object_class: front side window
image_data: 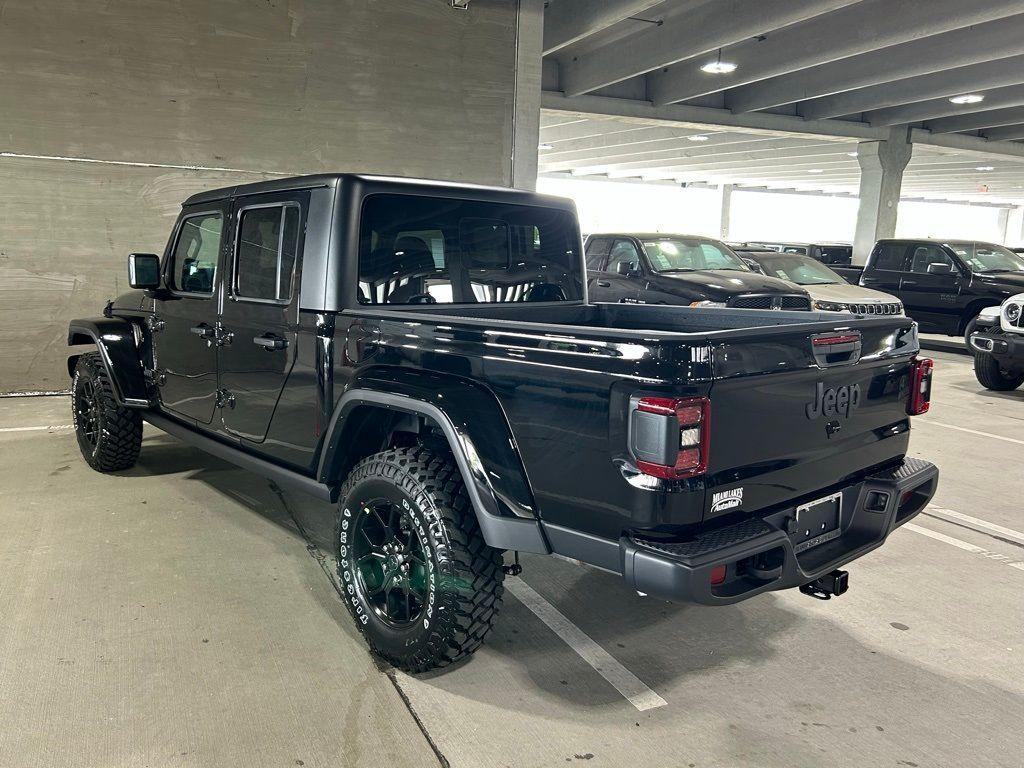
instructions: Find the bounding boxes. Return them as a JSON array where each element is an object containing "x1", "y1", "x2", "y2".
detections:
[
  {"x1": 909, "y1": 245, "x2": 953, "y2": 274},
  {"x1": 642, "y1": 238, "x2": 749, "y2": 272},
  {"x1": 235, "y1": 205, "x2": 300, "y2": 301},
  {"x1": 947, "y1": 242, "x2": 1024, "y2": 273},
  {"x1": 608, "y1": 240, "x2": 640, "y2": 274},
  {"x1": 358, "y1": 194, "x2": 582, "y2": 305},
  {"x1": 170, "y1": 212, "x2": 223, "y2": 295}
]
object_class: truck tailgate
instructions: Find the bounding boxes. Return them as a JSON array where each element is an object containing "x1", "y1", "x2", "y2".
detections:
[{"x1": 704, "y1": 321, "x2": 917, "y2": 522}]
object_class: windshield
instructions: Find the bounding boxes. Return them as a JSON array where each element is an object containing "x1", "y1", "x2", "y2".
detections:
[
  {"x1": 748, "y1": 253, "x2": 843, "y2": 285},
  {"x1": 946, "y1": 242, "x2": 1024, "y2": 273},
  {"x1": 641, "y1": 238, "x2": 749, "y2": 272}
]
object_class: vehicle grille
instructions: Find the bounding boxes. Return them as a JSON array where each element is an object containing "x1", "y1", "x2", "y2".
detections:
[
  {"x1": 728, "y1": 294, "x2": 811, "y2": 311},
  {"x1": 850, "y1": 302, "x2": 902, "y2": 315}
]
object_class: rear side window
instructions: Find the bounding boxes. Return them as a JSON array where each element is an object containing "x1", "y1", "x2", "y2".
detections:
[
  {"x1": 358, "y1": 194, "x2": 583, "y2": 305},
  {"x1": 871, "y1": 243, "x2": 907, "y2": 271},
  {"x1": 234, "y1": 204, "x2": 301, "y2": 302},
  {"x1": 585, "y1": 237, "x2": 611, "y2": 270},
  {"x1": 170, "y1": 212, "x2": 223, "y2": 295}
]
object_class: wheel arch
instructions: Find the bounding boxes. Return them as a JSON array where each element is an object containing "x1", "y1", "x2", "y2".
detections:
[
  {"x1": 959, "y1": 299, "x2": 1002, "y2": 335},
  {"x1": 318, "y1": 375, "x2": 548, "y2": 554},
  {"x1": 67, "y1": 318, "x2": 150, "y2": 407}
]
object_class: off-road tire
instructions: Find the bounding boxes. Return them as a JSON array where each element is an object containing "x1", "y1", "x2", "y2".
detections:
[
  {"x1": 973, "y1": 352, "x2": 1024, "y2": 391},
  {"x1": 335, "y1": 446, "x2": 504, "y2": 673},
  {"x1": 72, "y1": 352, "x2": 142, "y2": 471}
]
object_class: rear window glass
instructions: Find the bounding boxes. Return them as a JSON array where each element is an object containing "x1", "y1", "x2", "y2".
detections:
[
  {"x1": 358, "y1": 194, "x2": 583, "y2": 305},
  {"x1": 818, "y1": 246, "x2": 852, "y2": 264}
]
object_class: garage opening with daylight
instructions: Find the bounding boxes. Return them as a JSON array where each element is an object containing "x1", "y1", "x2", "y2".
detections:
[{"x1": 1, "y1": 2, "x2": 1022, "y2": 767}]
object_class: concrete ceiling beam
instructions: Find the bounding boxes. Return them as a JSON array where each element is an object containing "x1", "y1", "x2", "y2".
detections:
[
  {"x1": 542, "y1": 0, "x2": 663, "y2": 55},
  {"x1": 649, "y1": 0, "x2": 1024, "y2": 106}
]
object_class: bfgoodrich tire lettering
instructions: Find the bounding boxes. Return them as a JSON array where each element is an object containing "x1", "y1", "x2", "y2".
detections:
[
  {"x1": 336, "y1": 446, "x2": 504, "y2": 673},
  {"x1": 72, "y1": 352, "x2": 142, "y2": 471}
]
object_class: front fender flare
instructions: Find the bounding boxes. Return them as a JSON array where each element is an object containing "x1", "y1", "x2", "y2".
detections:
[
  {"x1": 318, "y1": 372, "x2": 548, "y2": 554},
  {"x1": 67, "y1": 318, "x2": 150, "y2": 407}
]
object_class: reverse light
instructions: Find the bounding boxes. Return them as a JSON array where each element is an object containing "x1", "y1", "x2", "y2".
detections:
[
  {"x1": 907, "y1": 357, "x2": 934, "y2": 415},
  {"x1": 630, "y1": 396, "x2": 711, "y2": 480}
]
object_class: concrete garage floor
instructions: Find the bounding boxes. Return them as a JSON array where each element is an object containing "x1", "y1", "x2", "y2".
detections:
[{"x1": 1, "y1": 349, "x2": 1022, "y2": 768}]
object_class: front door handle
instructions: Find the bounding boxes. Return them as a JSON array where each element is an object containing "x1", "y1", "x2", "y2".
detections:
[
  {"x1": 596, "y1": 280, "x2": 611, "y2": 287},
  {"x1": 901, "y1": 279, "x2": 918, "y2": 287},
  {"x1": 190, "y1": 323, "x2": 215, "y2": 339},
  {"x1": 253, "y1": 333, "x2": 288, "y2": 350}
]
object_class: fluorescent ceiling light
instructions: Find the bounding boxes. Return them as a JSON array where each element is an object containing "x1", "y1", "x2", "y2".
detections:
[
  {"x1": 807, "y1": 169, "x2": 824, "y2": 174},
  {"x1": 846, "y1": 152, "x2": 858, "y2": 157},
  {"x1": 975, "y1": 165, "x2": 995, "y2": 171},
  {"x1": 701, "y1": 60, "x2": 737, "y2": 74},
  {"x1": 538, "y1": 143, "x2": 553, "y2": 150},
  {"x1": 949, "y1": 94, "x2": 984, "y2": 105},
  {"x1": 688, "y1": 135, "x2": 710, "y2": 142}
]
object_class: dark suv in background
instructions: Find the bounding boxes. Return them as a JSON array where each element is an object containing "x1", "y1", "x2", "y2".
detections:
[
  {"x1": 859, "y1": 239, "x2": 1024, "y2": 338},
  {"x1": 584, "y1": 233, "x2": 812, "y2": 310},
  {"x1": 744, "y1": 241, "x2": 854, "y2": 266}
]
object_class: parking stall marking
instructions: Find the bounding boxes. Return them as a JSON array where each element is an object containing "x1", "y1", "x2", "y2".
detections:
[
  {"x1": 505, "y1": 578, "x2": 667, "y2": 711},
  {"x1": 919, "y1": 420, "x2": 1024, "y2": 447},
  {"x1": 904, "y1": 523, "x2": 1024, "y2": 572},
  {"x1": 924, "y1": 505, "x2": 1024, "y2": 548},
  {"x1": 0, "y1": 425, "x2": 73, "y2": 433}
]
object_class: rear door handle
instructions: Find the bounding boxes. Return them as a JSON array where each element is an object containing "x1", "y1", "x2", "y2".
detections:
[
  {"x1": 596, "y1": 280, "x2": 611, "y2": 287},
  {"x1": 190, "y1": 323, "x2": 215, "y2": 339},
  {"x1": 253, "y1": 333, "x2": 288, "y2": 350}
]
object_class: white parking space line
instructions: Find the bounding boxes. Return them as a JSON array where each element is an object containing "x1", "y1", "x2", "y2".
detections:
[
  {"x1": 0, "y1": 424, "x2": 73, "y2": 433},
  {"x1": 925, "y1": 504, "x2": 1024, "y2": 547},
  {"x1": 505, "y1": 578, "x2": 667, "y2": 711},
  {"x1": 920, "y1": 420, "x2": 1024, "y2": 447},
  {"x1": 904, "y1": 523, "x2": 1024, "y2": 572}
]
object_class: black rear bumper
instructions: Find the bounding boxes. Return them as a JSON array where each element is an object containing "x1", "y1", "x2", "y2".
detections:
[{"x1": 620, "y1": 457, "x2": 938, "y2": 605}]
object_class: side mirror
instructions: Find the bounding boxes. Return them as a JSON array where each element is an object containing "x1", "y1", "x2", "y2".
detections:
[
  {"x1": 616, "y1": 261, "x2": 638, "y2": 276},
  {"x1": 926, "y1": 262, "x2": 953, "y2": 275},
  {"x1": 128, "y1": 253, "x2": 161, "y2": 289}
]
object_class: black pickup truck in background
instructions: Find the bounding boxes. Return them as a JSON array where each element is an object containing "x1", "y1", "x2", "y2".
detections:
[
  {"x1": 67, "y1": 174, "x2": 938, "y2": 673},
  {"x1": 585, "y1": 233, "x2": 813, "y2": 309},
  {"x1": 857, "y1": 239, "x2": 1024, "y2": 339}
]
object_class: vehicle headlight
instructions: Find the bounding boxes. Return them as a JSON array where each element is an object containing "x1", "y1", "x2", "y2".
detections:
[
  {"x1": 812, "y1": 300, "x2": 851, "y2": 312},
  {"x1": 689, "y1": 300, "x2": 726, "y2": 308},
  {"x1": 1007, "y1": 303, "x2": 1022, "y2": 322}
]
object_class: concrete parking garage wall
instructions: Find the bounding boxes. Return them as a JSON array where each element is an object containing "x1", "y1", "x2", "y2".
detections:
[{"x1": 0, "y1": 0, "x2": 521, "y2": 392}]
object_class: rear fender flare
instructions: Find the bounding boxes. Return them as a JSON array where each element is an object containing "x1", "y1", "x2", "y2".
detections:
[
  {"x1": 67, "y1": 318, "x2": 150, "y2": 407},
  {"x1": 318, "y1": 374, "x2": 548, "y2": 554}
]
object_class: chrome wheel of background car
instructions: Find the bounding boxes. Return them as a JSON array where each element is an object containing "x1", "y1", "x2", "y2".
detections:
[
  {"x1": 74, "y1": 378, "x2": 100, "y2": 447},
  {"x1": 351, "y1": 498, "x2": 430, "y2": 628}
]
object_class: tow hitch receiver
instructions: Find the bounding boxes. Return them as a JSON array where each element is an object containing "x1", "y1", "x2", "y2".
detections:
[{"x1": 799, "y1": 569, "x2": 849, "y2": 600}]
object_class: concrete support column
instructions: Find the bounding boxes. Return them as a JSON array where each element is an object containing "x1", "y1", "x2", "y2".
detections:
[
  {"x1": 1002, "y1": 206, "x2": 1024, "y2": 246},
  {"x1": 511, "y1": 0, "x2": 544, "y2": 190},
  {"x1": 716, "y1": 183, "x2": 734, "y2": 240},
  {"x1": 852, "y1": 128, "x2": 912, "y2": 265}
]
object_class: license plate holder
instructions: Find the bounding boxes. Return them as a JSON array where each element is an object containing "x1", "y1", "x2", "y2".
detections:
[{"x1": 791, "y1": 492, "x2": 842, "y2": 554}]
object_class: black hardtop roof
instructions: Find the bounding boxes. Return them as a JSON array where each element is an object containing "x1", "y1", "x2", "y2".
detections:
[
  {"x1": 755, "y1": 241, "x2": 852, "y2": 247},
  {"x1": 182, "y1": 173, "x2": 576, "y2": 210}
]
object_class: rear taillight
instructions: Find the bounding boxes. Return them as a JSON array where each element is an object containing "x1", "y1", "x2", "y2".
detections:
[
  {"x1": 907, "y1": 357, "x2": 933, "y2": 415},
  {"x1": 630, "y1": 396, "x2": 710, "y2": 480}
]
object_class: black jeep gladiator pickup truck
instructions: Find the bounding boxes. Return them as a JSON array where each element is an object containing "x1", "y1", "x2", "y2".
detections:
[{"x1": 67, "y1": 174, "x2": 938, "y2": 672}]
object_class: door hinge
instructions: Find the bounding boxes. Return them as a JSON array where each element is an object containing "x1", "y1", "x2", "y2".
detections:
[
  {"x1": 215, "y1": 388, "x2": 236, "y2": 409},
  {"x1": 215, "y1": 323, "x2": 234, "y2": 347},
  {"x1": 149, "y1": 314, "x2": 165, "y2": 333}
]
